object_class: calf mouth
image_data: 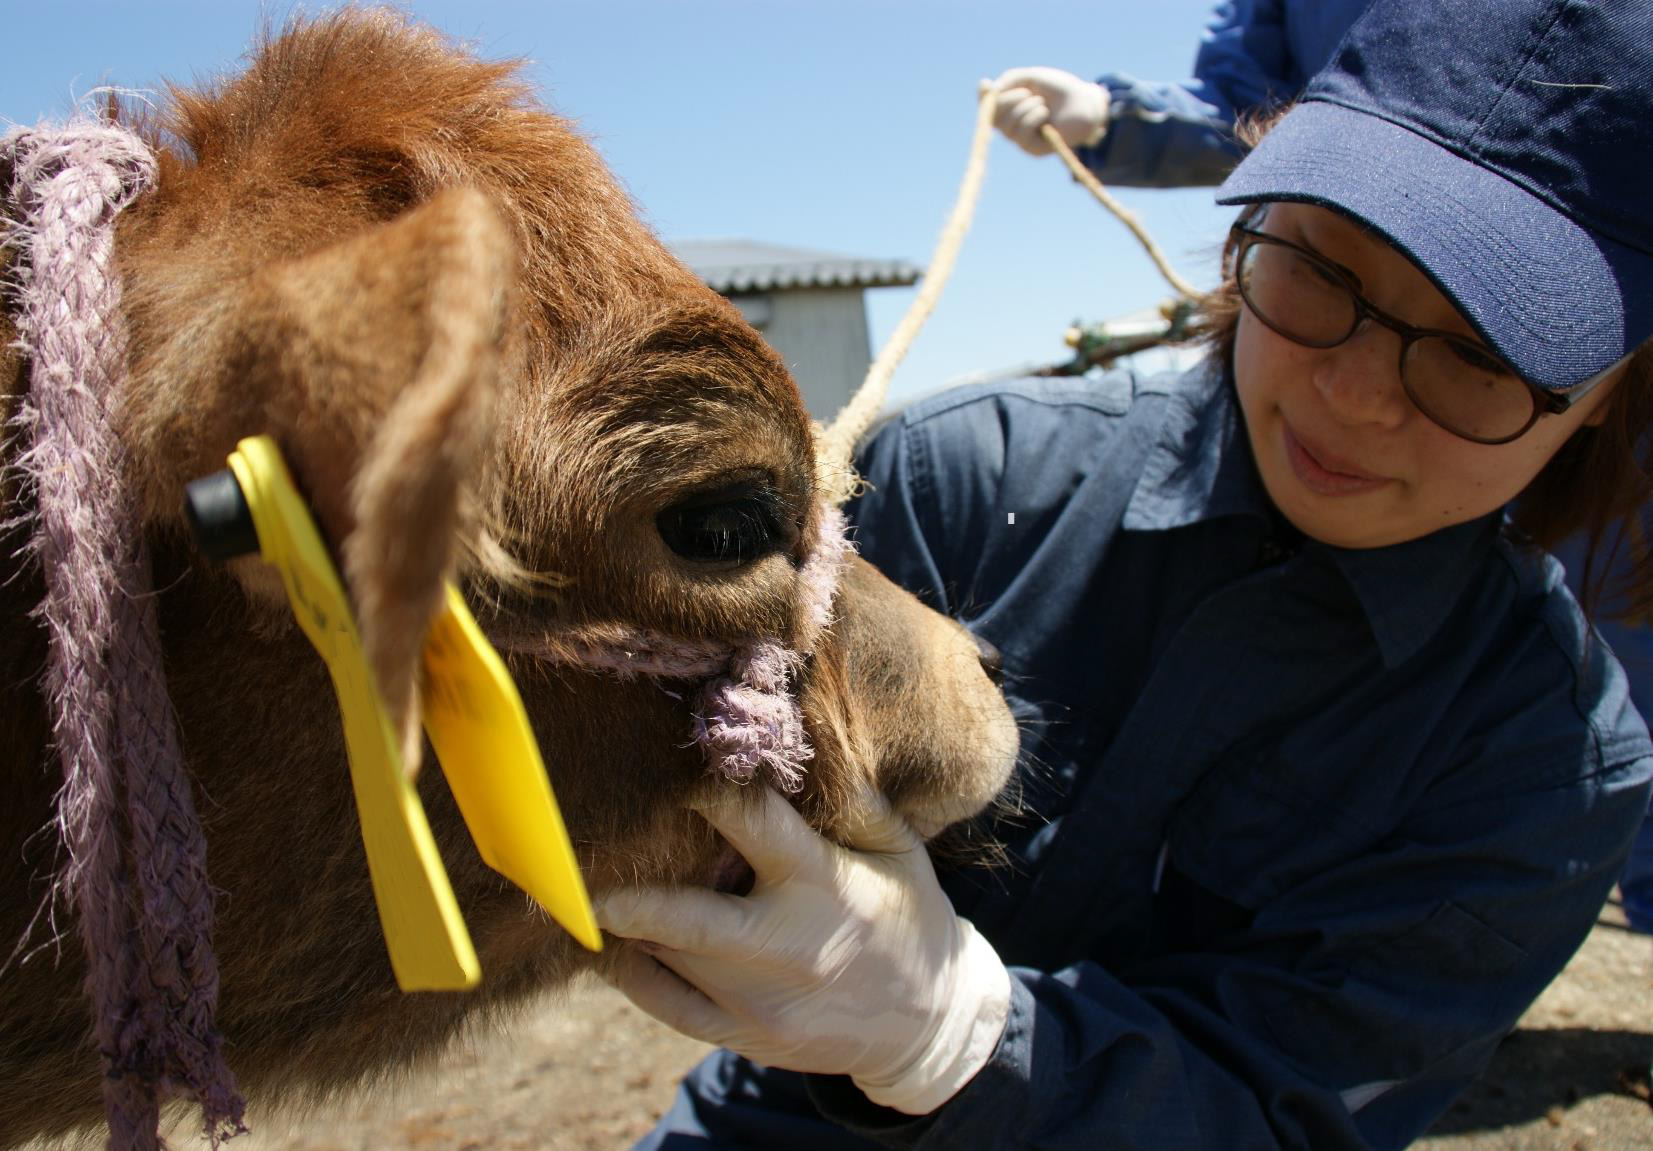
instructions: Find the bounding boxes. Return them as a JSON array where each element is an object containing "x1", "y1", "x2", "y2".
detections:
[{"x1": 709, "y1": 833, "x2": 755, "y2": 896}]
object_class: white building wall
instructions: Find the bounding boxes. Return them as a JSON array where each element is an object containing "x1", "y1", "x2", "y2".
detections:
[{"x1": 731, "y1": 288, "x2": 871, "y2": 420}]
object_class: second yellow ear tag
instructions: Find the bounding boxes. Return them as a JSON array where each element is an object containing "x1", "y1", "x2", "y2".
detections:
[
  {"x1": 422, "y1": 587, "x2": 601, "y2": 952},
  {"x1": 216, "y1": 434, "x2": 599, "y2": 994}
]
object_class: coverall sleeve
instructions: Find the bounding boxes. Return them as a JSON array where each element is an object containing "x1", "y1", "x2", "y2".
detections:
[
  {"x1": 844, "y1": 412, "x2": 956, "y2": 613},
  {"x1": 1078, "y1": 0, "x2": 1296, "y2": 187},
  {"x1": 830, "y1": 404, "x2": 1653, "y2": 1150}
]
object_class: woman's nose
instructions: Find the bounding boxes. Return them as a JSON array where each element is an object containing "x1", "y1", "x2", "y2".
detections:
[
  {"x1": 1313, "y1": 322, "x2": 1411, "y2": 427},
  {"x1": 972, "y1": 632, "x2": 1005, "y2": 686}
]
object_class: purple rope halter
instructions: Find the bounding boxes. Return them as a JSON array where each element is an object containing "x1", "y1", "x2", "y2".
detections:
[
  {"x1": 497, "y1": 504, "x2": 855, "y2": 793},
  {"x1": 3, "y1": 119, "x2": 244, "y2": 1149}
]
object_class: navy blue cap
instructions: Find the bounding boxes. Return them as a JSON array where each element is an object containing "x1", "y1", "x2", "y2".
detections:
[{"x1": 1217, "y1": 0, "x2": 1653, "y2": 391}]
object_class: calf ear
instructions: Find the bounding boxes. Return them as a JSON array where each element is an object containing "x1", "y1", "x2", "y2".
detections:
[
  {"x1": 333, "y1": 189, "x2": 510, "y2": 769},
  {"x1": 207, "y1": 187, "x2": 511, "y2": 769}
]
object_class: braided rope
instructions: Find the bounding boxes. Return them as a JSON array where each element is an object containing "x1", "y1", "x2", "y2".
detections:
[
  {"x1": 494, "y1": 625, "x2": 735, "y2": 681},
  {"x1": 3, "y1": 118, "x2": 243, "y2": 1149}
]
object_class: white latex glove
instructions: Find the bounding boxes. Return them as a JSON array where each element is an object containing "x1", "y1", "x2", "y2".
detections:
[
  {"x1": 992, "y1": 66, "x2": 1110, "y2": 156},
  {"x1": 595, "y1": 787, "x2": 1011, "y2": 1116}
]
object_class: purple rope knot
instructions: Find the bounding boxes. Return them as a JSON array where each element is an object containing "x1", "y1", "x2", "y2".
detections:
[
  {"x1": 4, "y1": 116, "x2": 244, "y2": 1149},
  {"x1": 689, "y1": 505, "x2": 854, "y2": 793},
  {"x1": 693, "y1": 642, "x2": 811, "y2": 792}
]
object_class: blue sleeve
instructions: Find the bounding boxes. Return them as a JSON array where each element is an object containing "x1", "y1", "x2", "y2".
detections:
[
  {"x1": 845, "y1": 374, "x2": 1140, "y2": 623},
  {"x1": 821, "y1": 394, "x2": 1653, "y2": 1149},
  {"x1": 1080, "y1": 0, "x2": 1296, "y2": 187},
  {"x1": 844, "y1": 412, "x2": 955, "y2": 613}
]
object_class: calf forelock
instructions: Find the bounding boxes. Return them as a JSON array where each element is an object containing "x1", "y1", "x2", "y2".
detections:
[{"x1": 0, "y1": 13, "x2": 1020, "y2": 1145}]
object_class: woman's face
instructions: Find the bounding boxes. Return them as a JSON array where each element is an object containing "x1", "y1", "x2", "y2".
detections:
[{"x1": 1234, "y1": 202, "x2": 1623, "y2": 549}]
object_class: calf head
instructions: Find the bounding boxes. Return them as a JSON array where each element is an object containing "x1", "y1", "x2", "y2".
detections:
[{"x1": 0, "y1": 10, "x2": 1018, "y2": 1143}]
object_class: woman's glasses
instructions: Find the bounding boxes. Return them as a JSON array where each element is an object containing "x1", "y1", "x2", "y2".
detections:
[{"x1": 1231, "y1": 225, "x2": 1593, "y2": 445}]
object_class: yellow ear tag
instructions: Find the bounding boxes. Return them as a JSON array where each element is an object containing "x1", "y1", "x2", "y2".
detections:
[
  {"x1": 422, "y1": 587, "x2": 602, "y2": 952},
  {"x1": 225, "y1": 436, "x2": 479, "y2": 991},
  {"x1": 221, "y1": 436, "x2": 603, "y2": 989}
]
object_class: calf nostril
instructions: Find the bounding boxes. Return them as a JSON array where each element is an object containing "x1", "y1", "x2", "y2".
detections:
[{"x1": 972, "y1": 632, "x2": 1004, "y2": 686}]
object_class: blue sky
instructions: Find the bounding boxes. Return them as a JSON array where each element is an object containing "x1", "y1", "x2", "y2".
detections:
[{"x1": 2, "y1": 0, "x2": 1232, "y2": 405}]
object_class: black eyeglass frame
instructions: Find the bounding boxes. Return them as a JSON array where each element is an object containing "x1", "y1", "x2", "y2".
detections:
[{"x1": 1229, "y1": 224, "x2": 1616, "y2": 445}]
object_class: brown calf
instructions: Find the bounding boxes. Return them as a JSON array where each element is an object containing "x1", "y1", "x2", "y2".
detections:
[{"x1": 0, "y1": 10, "x2": 1017, "y2": 1144}]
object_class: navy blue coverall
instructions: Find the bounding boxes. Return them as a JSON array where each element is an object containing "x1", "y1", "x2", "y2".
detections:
[{"x1": 637, "y1": 364, "x2": 1653, "y2": 1149}]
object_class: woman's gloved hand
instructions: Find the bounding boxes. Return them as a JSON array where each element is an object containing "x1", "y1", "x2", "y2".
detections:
[
  {"x1": 992, "y1": 66, "x2": 1110, "y2": 155},
  {"x1": 595, "y1": 786, "x2": 1011, "y2": 1116}
]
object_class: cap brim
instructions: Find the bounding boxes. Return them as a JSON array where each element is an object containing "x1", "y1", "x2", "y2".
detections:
[{"x1": 1217, "y1": 101, "x2": 1650, "y2": 391}]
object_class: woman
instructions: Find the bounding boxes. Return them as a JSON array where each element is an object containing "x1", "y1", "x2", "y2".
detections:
[
  {"x1": 596, "y1": 0, "x2": 1653, "y2": 1146},
  {"x1": 996, "y1": 0, "x2": 1653, "y2": 1000}
]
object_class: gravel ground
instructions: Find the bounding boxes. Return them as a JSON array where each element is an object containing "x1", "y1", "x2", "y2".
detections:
[{"x1": 68, "y1": 897, "x2": 1653, "y2": 1150}]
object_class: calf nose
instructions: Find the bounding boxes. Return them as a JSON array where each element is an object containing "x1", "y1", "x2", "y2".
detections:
[{"x1": 972, "y1": 632, "x2": 1004, "y2": 686}]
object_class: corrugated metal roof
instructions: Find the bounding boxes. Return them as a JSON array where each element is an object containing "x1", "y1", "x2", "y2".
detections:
[{"x1": 670, "y1": 239, "x2": 922, "y2": 293}]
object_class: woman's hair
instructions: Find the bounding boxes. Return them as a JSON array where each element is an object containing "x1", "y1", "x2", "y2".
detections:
[{"x1": 1193, "y1": 107, "x2": 1653, "y2": 621}]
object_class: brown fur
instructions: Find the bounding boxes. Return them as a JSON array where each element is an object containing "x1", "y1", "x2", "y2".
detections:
[{"x1": 0, "y1": 10, "x2": 1017, "y2": 1143}]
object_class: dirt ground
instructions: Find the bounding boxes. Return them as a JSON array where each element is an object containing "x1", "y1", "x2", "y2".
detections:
[{"x1": 114, "y1": 896, "x2": 1653, "y2": 1149}]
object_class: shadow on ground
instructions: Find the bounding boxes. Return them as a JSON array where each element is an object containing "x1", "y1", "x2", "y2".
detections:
[{"x1": 1426, "y1": 1027, "x2": 1651, "y2": 1135}]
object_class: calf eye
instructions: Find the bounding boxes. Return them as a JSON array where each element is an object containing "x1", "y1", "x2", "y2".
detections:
[{"x1": 657, "y1": 485, "x2": 785, "y2": 565}]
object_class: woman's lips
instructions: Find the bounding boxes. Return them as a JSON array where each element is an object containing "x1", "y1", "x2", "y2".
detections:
[{"x1": 1281, "y1": 423, "x2": 1392, "y2": 496}]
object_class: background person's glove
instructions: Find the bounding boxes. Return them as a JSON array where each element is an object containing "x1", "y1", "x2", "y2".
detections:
[
  {"x1": 992, "y1": 66, "x2": 1110, "y2": 156},
  {"x1": 595, "y1": 786, "x2": 1012, "y2": 1116}
]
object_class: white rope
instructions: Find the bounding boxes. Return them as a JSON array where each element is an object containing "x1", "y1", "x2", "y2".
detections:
[
  {"x1": 815, "y1": 83, "x2": 1202, "y2": 505},
  {"x1": 815, "y1": 83, "x2": 999, "y2": 505},
  {"x1": 1038, "y1": 123, "x2": 1202, "y2": 300}
]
